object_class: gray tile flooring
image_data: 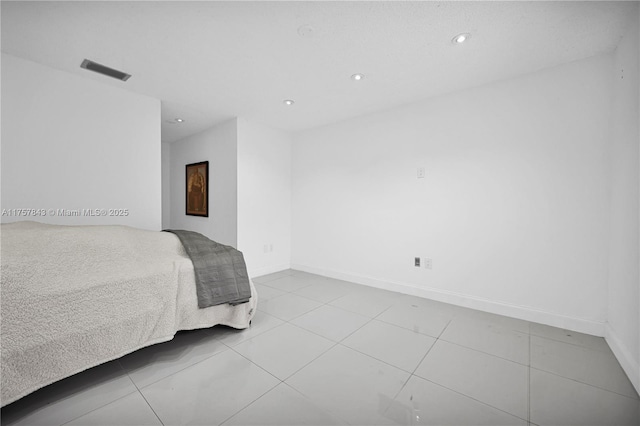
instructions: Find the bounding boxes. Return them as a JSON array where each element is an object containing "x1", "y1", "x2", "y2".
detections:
[{"x1": 2, "y1": 269, "x2": 639, "y2": 425}]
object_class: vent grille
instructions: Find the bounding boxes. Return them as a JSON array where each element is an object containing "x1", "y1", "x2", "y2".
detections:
[{"x1": 80, "y1": 59, "x2": 131, "y2": 81}]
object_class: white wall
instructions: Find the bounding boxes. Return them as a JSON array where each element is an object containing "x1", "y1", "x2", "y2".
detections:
[
  {"x1": 292, "y1": 54, "x2": 613, "y2": 335},
  {"x1": 169, "y1": 119, "x2": 238, "y2": 247},
  {"x1": 237, "y1": 118, "x2": 292, "y2": 277},
  {"x1": 606, "y1": 6, "x2": 640, "y2": 393},
  {"x1": 161, "y1": 141, "x2": 171, "y2": 230},
  {"x1": 1, "y1": 53, "x2": 161, "y2": 230}
]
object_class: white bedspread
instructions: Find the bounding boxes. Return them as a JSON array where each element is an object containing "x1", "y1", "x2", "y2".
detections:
[{"x1": 0, "y1": 221, "x2": 257, "y2": 406}]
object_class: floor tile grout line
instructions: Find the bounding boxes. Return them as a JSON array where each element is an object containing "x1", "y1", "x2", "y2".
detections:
[
  {"x1": 75, "y1": 360, "x2": 165, "y2": 426},
  {"x1": 269, "y1": 282, "x2": 394, "y2": 325},
  {"x1": 529, "y1": 366, "x2": 640, "y2": 401},
  {"x1": 118, "y1": 360, "x2": 166, "y2": 425},
  {"x1": 321, "y1": 298, "x2": 377, "y2": 319},
  {"x1": 257, "y1": 284, "x2": 315, "y2": 299},
  {"x1": 276, "y1": 289, "x2": 457, "y2": 379},
  {"x1": 260, "y1": 271, "x2": 403, "y2": 310},
  {"x1": 256, "y1": 278, "x2": 311, "y2": 292},
  {"x1": 437, "y1": 338, "x2": 531, "y2": 368},
  {"x1": 218, "y1": 378, "x2": 347, "y2": 426},
  {"x1": 56, "y1": 360, "x2": 157, "y2": 426},
  {"x1": 387, "y1": 316, "x2": 437, "y2": 402},
  {"x1": 279, "y1": 339, "x2": 342, "y2": 383},
  {"x1": 225, "y1": 320, "x2": 291, "y2": 352},
  {"x1": 292, "y1": 293, "x2": 349, "y2": 305},
  {"x1": 57, "y1": 388, "x2": 143, "y2": 426},
  {"x1": 251, "y1": 270, "x2": 297, "y2": 284},
  {"x1": 401, "y1": 317, "x2": 529, "y2": 422},
  {"x1": 256, "y1": 303, "x2": 320, "y2": 323},
  {"x1": 259, "y1": 280, "x2": 358, "y2": 305},
  {"x1": 415, "y1": 375, "x2": 530, "y2": 423},
  {"x1": 325, "y1": 339, "x2": 422, "y2": 421},
  {"x1": 133, "y1": 386, "x2": 165, "y2": 426},
  {"x1": 373, "y1": 315, "x2": 445, "y2": 340},
  {"x1": 224, "y1": 345, "x2": 288, "y2": 407},
  {"x1": 219, "y1": 315, "x2": 287, "y2": 348},
  {"x1": 251, "y1": 275, "x2": 290, "y2": 285},
  {"x1": 240, "y1": 287, "x2": 347, "y2": 382},
  {"x1": 280, "y1": 301, "x2": 327, "y2": 322},
  {"x1": 452, "y1": 318, "x2": 531, "y2": 335},
  {"x1": 285, "y1": 318, "x2": 363, "y2": 344},
  {"x1": 423, "y1": 335, "x2": 532, "y2": 420},
  {"x1": 228, "y1": 345, "x2": 285, "y2": 385},
  {"x1": 436, "y1": 335, "x2": 530, "y2": 367},
  {"x1": 218, "y1": 376, "x2": 284, "y2": 425},
  {"x1": 433, "y1": 314, "x2": 453, "y2": 340},
  {"x1": 409, "y1": 318, "x2": 452, "y2": 377},
  {"x1": 123, "y1": 339, "x2": 233, "y2": 392},
  {"x1": 377, "y1": 373, "x2": 413, "y2": 424},
  {"x1": 334, "y1": 341, "x2": 421, "y2": 377},
  {"x1": 334, "y1": 316, "x2": 377, "y2": 344},
  {"x1": 372, "y1": 302, "x2": 395, "y2": 320},
  {"x1": 530, "y1": 332, "x2": 614, "y2": 353},
  {"x1": 277, "y1": 381, "x2": 352, "y2": 426},
  {"x1": 253, "y1": 290, "x2": 375, "y2": 345},
  {"x1": 279, "y1": 308, "x2": 380, "y2": 380},
  {"x1": 273, "y1": 287, "x2": 397, "y2": 369},
  {"x1": 217, "y1": 378, "x2": 281, "y2": 426}
]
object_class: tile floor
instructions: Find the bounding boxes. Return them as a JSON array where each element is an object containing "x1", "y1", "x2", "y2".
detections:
[{"x1": 2, "y1": 270, "x2": 639, "y2": 426}]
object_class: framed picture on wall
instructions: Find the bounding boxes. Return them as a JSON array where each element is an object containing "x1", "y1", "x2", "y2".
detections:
[{"x1": 185, "y1": 161, "x2": 209, "y2": 217}]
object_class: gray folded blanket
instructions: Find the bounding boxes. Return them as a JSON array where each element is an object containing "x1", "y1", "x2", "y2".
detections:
[{"x1": 164, "y1": 230, "x2": 252, "y2": 308}]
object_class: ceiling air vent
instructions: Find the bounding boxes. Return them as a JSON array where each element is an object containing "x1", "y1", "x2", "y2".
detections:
[{"x1": 80, "y1": 59, "x2": 131, "y2": 81}]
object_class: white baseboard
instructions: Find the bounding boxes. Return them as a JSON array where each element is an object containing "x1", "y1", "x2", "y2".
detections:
[
  {"x1": 605, "y1": 323, "x2": 640, "y2": 395},
  {"x1": 291, "y1": 263, "x2": 606, "y2": 337},
  {"x1": 248, "y1": 263, "x2": 291, "y2": 279}
]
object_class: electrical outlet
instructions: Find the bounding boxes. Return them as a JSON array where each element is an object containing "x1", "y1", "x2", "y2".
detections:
[
  {"x1": 269, "y1": 244, "x2": 274, "y2": 252},
  {"x1": 417, "y1": 167, "x2": 425, "y2": 179},
  {"x1": 424, "y1": 258, "x2": 432, "y2": 269},
  {"x1": 414, "y1": 257, "x2": 421, "y2": 267}
]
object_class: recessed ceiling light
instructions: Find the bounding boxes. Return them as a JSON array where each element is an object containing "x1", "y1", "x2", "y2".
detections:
[
  {"x1": 351, "y1": 73, "x2": 365, "y2": 81},
  {"x1": 283, "y1": 99, "x2": 295, "y2": 106},
  {"x1": 452, "y1": 33, "x2": 471, "y2": 44},
  {"x1": 175, "y1": 118, "x2": 185, "y2": 123}
]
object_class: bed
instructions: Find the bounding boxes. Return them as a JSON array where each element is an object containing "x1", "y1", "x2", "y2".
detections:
[{"x1": 0, "y1": 221, "x2": 257, "y2": 407}]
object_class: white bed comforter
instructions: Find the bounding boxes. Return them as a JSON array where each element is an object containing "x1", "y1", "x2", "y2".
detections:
[{"x1": 0, "y1": 221, "x2": 257, "y2": 406}]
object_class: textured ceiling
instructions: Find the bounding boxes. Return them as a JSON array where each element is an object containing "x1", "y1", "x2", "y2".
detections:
[{"x1": 1, "y1": 1, "x2": 636, "y2": 142}]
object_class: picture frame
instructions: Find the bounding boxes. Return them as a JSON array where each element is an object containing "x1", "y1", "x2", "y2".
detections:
[{"x1": 185, "y1": 161, "x2": 209, "y2": 217}]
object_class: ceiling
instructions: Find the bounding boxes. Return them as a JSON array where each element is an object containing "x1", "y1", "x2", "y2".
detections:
[{"x1": 1, "y1": 1, "x2": 635, "y2": 142}]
